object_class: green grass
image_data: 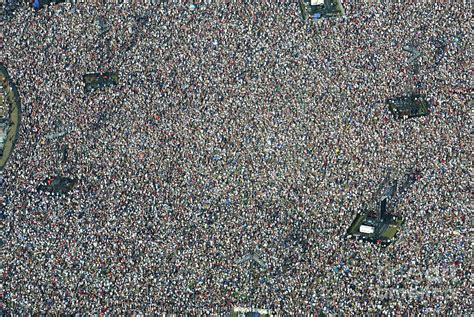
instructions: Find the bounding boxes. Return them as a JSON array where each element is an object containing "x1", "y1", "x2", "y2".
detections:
[
  {"x1": 299, "y1": 0, "x2": 310, "y2": 20},
  {"x1": 381, "y1": 225, "x2": 398, "y2": 239},
  {"x1": 333, "y1": 0, "x2": 345, "y2": 16},
  {"x1": 346, "y1": 213, "x2": 366, "y2": 236},
  {"x1": 380, "y1": 219, "x2": 404, "y2": 239}
]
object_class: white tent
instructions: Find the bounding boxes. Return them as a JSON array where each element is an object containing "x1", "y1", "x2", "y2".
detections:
[
  {"x1": 311, "y1": 0, "x2": 324, "y2": 6},
  {"x1": 360, "y1": 225, "x2": 375, "y2": 234}
]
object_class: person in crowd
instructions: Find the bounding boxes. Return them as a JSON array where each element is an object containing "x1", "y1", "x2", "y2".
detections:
[{"x1": 1, "y1": 1, "x2": 471, "y2": 315}]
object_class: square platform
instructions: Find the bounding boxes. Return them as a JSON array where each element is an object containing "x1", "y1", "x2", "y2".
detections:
[
  {"x1": 83, "y1": 72, "x2": 119, "y2": 93},
  {"x1": 346, "y1": 212, "x2": 404, "y2": 247},
  {"x1": 387, "y1": 94, "x2": 430, "y2": 119},
  {"x1": 299, "y1": 0, "x2": 345, "y2": 20}
]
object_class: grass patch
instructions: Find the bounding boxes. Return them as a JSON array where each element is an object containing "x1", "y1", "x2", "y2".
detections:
[
  {"x1": 346, "y1": 213, "x2": 366, "y2": 236},
  {"x1": 333, "y1": 0, "x2": 345, "y2": 16},
  {"x1": 299, "y1": 0, "x2": 310, "y2": 20},
  {"x1": 380, "y1": 219, "x2": 404, "y2": 239}
]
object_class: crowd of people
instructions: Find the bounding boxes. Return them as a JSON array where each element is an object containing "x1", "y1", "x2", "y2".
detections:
[{"x1": 1, "y1": 1, "x2": 471, "y2": 315}]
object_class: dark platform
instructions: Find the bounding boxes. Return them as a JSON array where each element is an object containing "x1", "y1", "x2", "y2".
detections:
[
  {"x1": 387, "y1": 94, "x2": 430, "y2": 119},
  {"x1": 37, "y1": 176, "x2": 76, "y2": 194},
  {"x1": 83, "y1": 72, "x2": 119, "y2": 93},
  {"x1": 346, "y1": 212, "x2": 404, "y2": 247},
  {"x1": 299, "y1": 0, "x2": 345, "y2": 20}
]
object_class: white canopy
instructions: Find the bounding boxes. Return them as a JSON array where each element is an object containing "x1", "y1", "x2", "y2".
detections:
[
  {"x1": 311, "y1": 0, "x2": 324, "y2": 5},
  {"x1": 360, "y1": 225, "x2": 375, "y2": 234}
]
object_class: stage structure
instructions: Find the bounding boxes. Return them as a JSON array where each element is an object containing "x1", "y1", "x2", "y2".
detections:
[
  {"x1": 37, "y1": 176, "x2": 76, "y2": 194},
  {"x1": 387, "y1": 94, "x2": 429, "y2": 119},
  {"x1": 386, "y1": 40, "x2": 430, "y2": 119},
  {"x1": 346, "y1": 171, "x2": 408, "y2": 247},
  {"x1": 83, "y1": 72, "x2": 119, "y2": 93},
  {"x1": 299, "y1": 0, "x2": 345, "y2": 21}
]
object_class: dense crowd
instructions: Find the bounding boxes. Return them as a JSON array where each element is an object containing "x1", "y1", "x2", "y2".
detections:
[{"x1": 1, "y1": 1, "x2": 471, "y2": 315}]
